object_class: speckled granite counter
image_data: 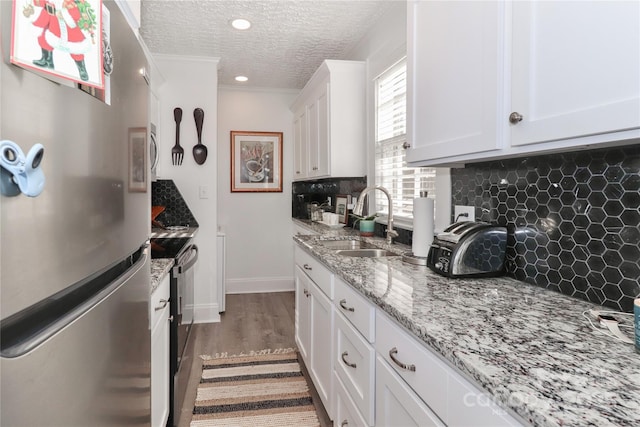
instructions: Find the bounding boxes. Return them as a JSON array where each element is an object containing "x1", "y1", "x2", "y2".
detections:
[
  {"x1": 150, "y1": 226, "x2": 199, "y2": 239},
  {"x1": 150, "y1": 259, "x2": 173, "y2": 294},
  {"x1": 292, "y1": 220, "x2": 640, "y2": 427}
]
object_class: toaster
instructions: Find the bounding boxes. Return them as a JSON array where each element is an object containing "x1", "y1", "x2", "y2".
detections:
[{"x1": 427, "y1": 221, "x2": 507, "y2": 278}]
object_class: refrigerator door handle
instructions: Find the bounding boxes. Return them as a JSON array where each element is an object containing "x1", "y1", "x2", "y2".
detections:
[{"x1": 1, "y1": 246, "x2": 149, "y2": 358}]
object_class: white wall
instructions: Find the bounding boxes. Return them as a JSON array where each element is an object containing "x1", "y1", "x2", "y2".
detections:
[
  {"x1": 154, "y1": 54, "x2": 220, "y2": 323},
  {"x1": 346, "y1": 2, "x2": 452, "y2": 232},
  {"x1": 217, "y1": 87, "x2": 298, "y2": 294}
]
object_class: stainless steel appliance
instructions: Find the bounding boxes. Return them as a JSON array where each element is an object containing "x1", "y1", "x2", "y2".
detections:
[
  {"x1": 150, "y1": 237, "x2": 197, "y2": 426},
  {"x1": 427, "y1": 222, "x2": 507, "y2": 278},
  {"x1": 0, "y1": 2, "x2": 151, "y2": 426}
]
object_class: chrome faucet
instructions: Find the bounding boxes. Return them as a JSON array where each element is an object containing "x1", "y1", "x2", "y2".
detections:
[{"x1": 354, "y1": 186, "x2": 399, "y2": 245}]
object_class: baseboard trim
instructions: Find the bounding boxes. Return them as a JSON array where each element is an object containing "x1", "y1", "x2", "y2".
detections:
[
  {"x1": 226, "y1": 276, "x2": 294, "y2": 294},
  {"x1": 194, "y1": 303, "x2": 221, "y2": 324}
]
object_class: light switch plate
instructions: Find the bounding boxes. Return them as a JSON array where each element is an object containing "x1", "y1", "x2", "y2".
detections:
[
  {"x1": 454, "y1": 205, "x2": 475, "y2": 222},
  {"x1": 199, "y1": 185, "x2": 209, "y2": 199}
]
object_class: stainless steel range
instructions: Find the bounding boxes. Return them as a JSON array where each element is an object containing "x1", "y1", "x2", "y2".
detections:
[{"x1": 151, "y1": 237, "x2": 197, "y2": 427}]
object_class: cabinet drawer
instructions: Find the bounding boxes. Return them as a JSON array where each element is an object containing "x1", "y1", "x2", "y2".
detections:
[
  {"x1": 375, "y1": 310, "x2": 448, "y2": 419},
  {"x1": 150, "y1": 274, "x2": 170, "y2": 330},
  {"x1": 447, "y1": 368, "x2": 522, "y2": 427},
  {"x1": 334, "y1": 277, "x2": 375, "y2": 342},
  {"x1": 334, "y1": 372, "x2": 370, "y2": 427},
  {"x1": 295, "y1": 245, "x2": 333, "y2": 298},
  {"x1": 375, "y1": 356, "x2": 444, "y2": 427},
  {"x1": 376, "y1": 310, "x2": 523, "y2": 427},
  {"x1": 335, "y1": 312, "x2": 375, "y2": 424}
]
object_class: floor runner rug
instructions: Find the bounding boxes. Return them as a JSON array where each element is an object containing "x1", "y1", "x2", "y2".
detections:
[{"x1": 191, "y1": 350, "x2": 320, "y2": 426}]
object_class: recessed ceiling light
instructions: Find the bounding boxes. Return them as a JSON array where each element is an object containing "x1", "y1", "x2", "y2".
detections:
[
  {"x1": 235, "y1": 76, "x2": 248, "y2": 82},
  {"x1": 231, "y1": 18, "x2": 251, "y2": 30}
]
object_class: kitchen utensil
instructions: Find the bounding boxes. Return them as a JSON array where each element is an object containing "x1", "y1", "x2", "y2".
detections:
[
  {"x1": 172, "y1": 108, "x2": 184, "y2": 165},
  {"x1": 192, "y1": 108, "x2": 208, "y2": 165},
  {"x1": 151, "y1": 205, "x2": 166, "y2": 220}
]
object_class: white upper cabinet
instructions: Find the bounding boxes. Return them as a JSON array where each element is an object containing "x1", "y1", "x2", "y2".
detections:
[
  {"x1": 293, "y1": 110, "x2": 308, "y2": 178},
  {"x1": 291, "y1": 60, "x2": 366, "y2": 181},
  {"x1": 510, "y1": 0, "x2": 640, "y2": 147},
  {"x1": 407, "y1": 0, "x2": 640, "y2": 167},
  {"x1": 406, "y1": 0, "x2": 506, "y2": 163}
]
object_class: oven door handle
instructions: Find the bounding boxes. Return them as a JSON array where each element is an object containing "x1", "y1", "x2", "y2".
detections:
[{"x1": 175, "y1": 244, "x2": 198, "y2": 274}]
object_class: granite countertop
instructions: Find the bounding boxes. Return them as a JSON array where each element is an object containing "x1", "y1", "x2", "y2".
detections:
[
  {"x1": 292, "y1": 219, "x2": 640, "y2": 427},
  {"x1": 149, "y1": 227, "x2": 198, "y2": 294},
  {"x1": 150, "y1": 226, "x2": 199, "y2": 239},
  {"x1": 150, "y1": 259, "x2": 174, "y2": 294}
]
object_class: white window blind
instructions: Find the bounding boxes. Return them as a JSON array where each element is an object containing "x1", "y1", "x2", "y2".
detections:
[{"x1": 375, "y1": 60, "x2": 436, "y2": 222}]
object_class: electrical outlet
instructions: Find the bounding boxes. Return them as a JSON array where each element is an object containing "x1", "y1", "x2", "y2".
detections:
[
  {"x1": 454, "y1": 205, "x2": 475, "y2": 222},
  {"x1": 199, "y1": 185, "x2": 209, "y2": 199}
]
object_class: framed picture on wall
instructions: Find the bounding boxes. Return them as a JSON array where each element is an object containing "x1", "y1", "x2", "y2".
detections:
[
  {"x1": 335, "y1": 194, "x2": 350, "y2": 224},
  {"x1": 230, "y1": 131, "x2": 283, "y2": 192},
  {"x1": 128, "y1": 127, "x2": 147, "y2": 192}
]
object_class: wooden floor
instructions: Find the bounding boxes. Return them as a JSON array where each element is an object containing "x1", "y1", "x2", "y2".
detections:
[{"x1": 176, "y1": 292, "x2": 330, "y2": 427}]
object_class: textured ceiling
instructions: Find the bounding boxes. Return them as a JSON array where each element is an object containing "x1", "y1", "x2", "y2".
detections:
[{"x1": 140, "y1": 0, "x2": 400, "y2": 89}]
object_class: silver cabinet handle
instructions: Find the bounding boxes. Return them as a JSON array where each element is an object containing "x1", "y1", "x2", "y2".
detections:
[
  {"x1": 389, "y1": 347, "x2": 415, "y2": 372},
  {"x1": 341, "y1": 351, "x2": 357, "y2": 368},
  {"x1": 341, "y1": 421, "x2": 349, "y2": 427},
  {"x1": 339, "y1": 299, "x2": 354, "y2": 312},
  {"x1": 155, "y1": 299, "x2": 169, "y2": 311},
  {"x1": 303, "y1": 263, "x2": 312, "y2": 271},
  {"x1": 402, "y1": 141, "x2": 411, "y2": 149},
  {"x1": 168, "y1": 315, "x2": 174, "y2": 322},
  {"x1": 509, "y1": 112, "x2": 523, "y2": 124}
]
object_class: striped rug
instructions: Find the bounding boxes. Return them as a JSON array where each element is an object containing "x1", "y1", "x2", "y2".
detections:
[{"x1": 191, "y1": 350, "x2": 320, "y2": 426}]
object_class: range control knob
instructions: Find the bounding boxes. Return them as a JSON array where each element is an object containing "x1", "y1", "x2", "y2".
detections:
[{"x1": 435, "y1": 262, "x2": 443, "y2": 270}]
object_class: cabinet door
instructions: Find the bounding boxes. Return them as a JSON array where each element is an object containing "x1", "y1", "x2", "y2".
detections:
[
  {"x1": 293, "y1": 110, "x2": 308, "y2": 179},
  {"x1": 510, "y1": 1, "x2": 640, "y2": 146},
  {"x1": 295, "y1": 266, "x2": 311, "y2": 363},
  {"x1": 406, "y1": 0, "x2": 506, "y2": 163},
  {"x1": 150, "y1": 275, "x2": 170, "y2": 427},
  {"x1": 334, "y1": 312, "x2": 375, "y2": 424},
  {"x1": 308, "y1": 97, "x2": 321, "y2": 176},
  {"x1": 309, "y1": 281, "x2": 334, "y2": 418},
  {"x1": 307, "y1": 84, "x2": 330, "y2": 178},
  {"x1": 375, "y1": 356, "x2": 445, "y2": 427},
  {"x1": 315, "y1": 84, "x2": 330, "y2": 177}
]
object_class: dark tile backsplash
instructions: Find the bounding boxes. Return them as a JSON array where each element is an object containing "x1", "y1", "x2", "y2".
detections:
[
  {"x1": 151, "y1": 179, "x2": 199, "y2": 227},
  {"x1": 292, "y1": 176, "x2": 413, "y2": 245},
  {"x1": 452, "y1": 145, "x2": 640, "y2": 312},
  {"x1": 292, "y1": 176, "x2": 368, "y2": 221}
]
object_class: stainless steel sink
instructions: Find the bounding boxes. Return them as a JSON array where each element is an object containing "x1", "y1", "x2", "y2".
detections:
[
  {"x1": 317, "y1": 240, "x2": 378, "y2": 250},
  {"x1": 335, "y1": 249, "x2": 399, "y2": 258}
]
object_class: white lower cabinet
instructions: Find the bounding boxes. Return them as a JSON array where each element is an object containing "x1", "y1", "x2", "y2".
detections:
[
  {"x1": 296, "y1": 248, "x2": 525, "y2": 426},
  {"x1": 308, "y1": 280, "x2": 334, "y2": 417},
  {"x1": 150, "y1": 274, "x2": 170, "y2": 427},
  {"x1": 334, "y1": 372, "x2": 369, "y2": 427},
  {"x1": 376, "y1": 355, "x2": 445, "y2": 427},
  {"x1": 334, "y1": 312, "x2": 375, "y2": 424},
  {"x1": 294, "y1": 245, "x2": 334, "y2": 420},
  {"x1": 375, "y1": 310, "x2": 523, "y2": 427}
]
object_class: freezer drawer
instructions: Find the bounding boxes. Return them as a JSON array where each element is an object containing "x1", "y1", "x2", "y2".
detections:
[{"x1": 0, "y1": 249, "x2": 151, "y2": 426}]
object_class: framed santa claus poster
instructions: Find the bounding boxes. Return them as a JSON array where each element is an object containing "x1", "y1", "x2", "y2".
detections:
[{"x1": 10, "y1": 0, "x2": 104, "y2": 89}]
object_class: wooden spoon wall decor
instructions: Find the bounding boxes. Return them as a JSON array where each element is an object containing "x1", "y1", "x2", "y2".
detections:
[{"x1": 193, "y1": 108, "x2": 208, "y2": 165}]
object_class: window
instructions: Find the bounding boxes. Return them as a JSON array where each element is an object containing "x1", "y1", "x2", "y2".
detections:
[{"x1": 375, "y1": 59, "x2": 436, "y2": 224}]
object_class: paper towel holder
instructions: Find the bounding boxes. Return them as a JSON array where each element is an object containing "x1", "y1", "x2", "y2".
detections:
[{"x1": 402, "y1": 190, "x2": 432, "y2": 266}]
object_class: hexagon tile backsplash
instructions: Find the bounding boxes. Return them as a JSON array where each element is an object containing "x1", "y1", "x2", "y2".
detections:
[
  {"x1": 151, "y1": 179, "x2": 199, "y2": 228},
  {"x1": 451, "y1": 145, "x2": 640, "y2": 312}
]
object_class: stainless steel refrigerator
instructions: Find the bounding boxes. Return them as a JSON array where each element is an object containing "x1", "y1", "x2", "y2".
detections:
[{"x1": 0, "y1": 1, "x2": 152, "y2": 425}]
